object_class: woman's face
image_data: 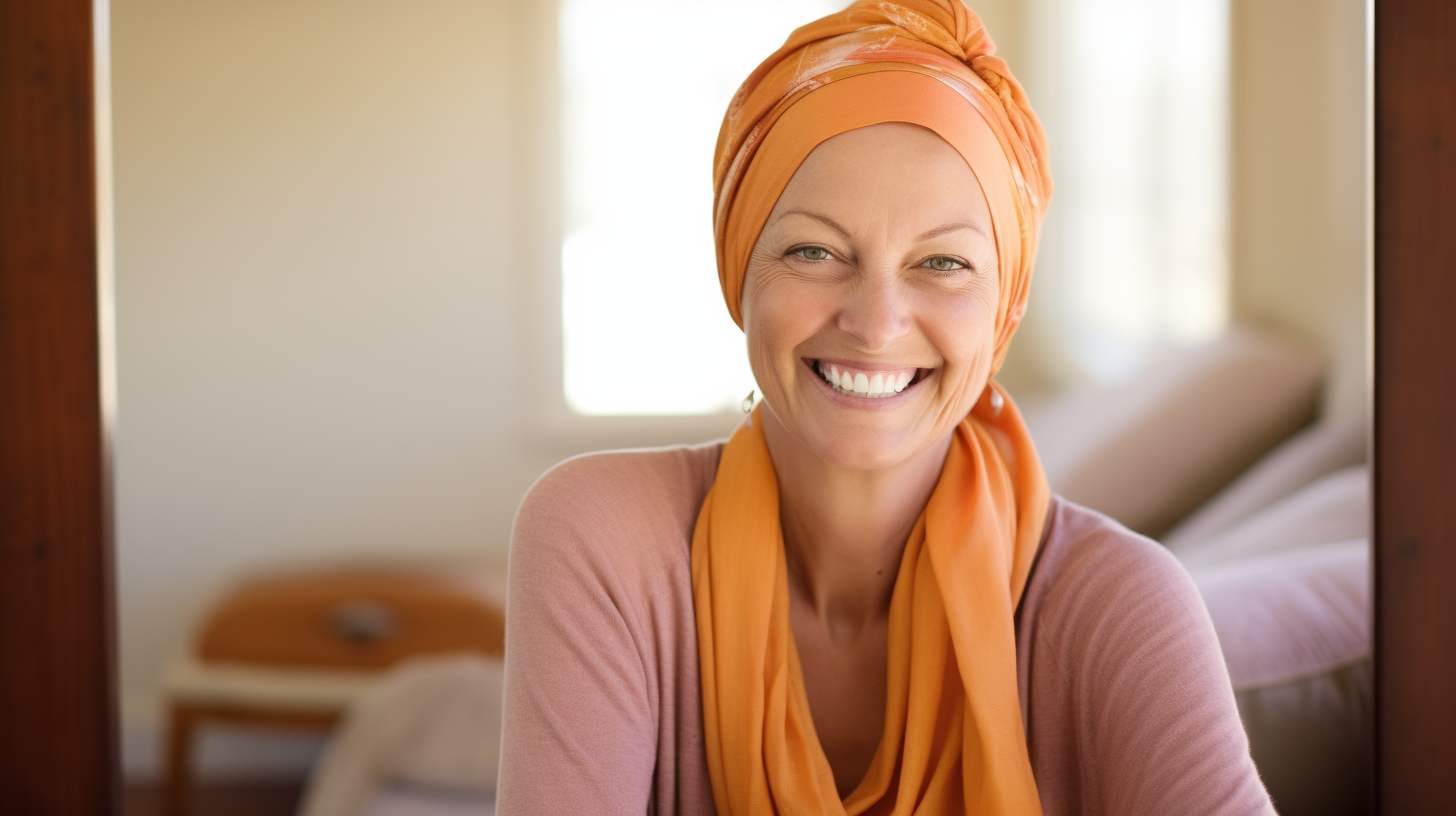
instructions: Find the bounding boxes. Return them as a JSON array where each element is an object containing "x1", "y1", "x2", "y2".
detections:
[{"x1": 741, "y1": 122, "x2": 1000, "y2": 471}]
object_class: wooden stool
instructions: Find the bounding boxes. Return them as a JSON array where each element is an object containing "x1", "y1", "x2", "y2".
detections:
[{"x1": 161, "y1": 563, "x2": 506, "y2": 816}]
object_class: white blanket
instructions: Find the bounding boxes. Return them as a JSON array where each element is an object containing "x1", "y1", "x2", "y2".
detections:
[{"x1": 299, "y1": 654, "x2": 504, "y2": 816}]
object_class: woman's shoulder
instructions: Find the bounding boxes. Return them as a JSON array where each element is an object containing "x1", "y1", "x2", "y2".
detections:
[
  {"x1": 1024, "y1": 496, "x2": 1213, "y2": 663},
  {"x1": 501, "y1": 444, "x2": 724, "y2": 815},
  {"x1": 518, "y1": 441, "x2": 723, "y2": 526},
  {"x1": 512, "y1": 441, "x2": 724, "y2": 572},
  {"x1": 1021, "y1": 503, "x2": 1270, "y2": 813}
]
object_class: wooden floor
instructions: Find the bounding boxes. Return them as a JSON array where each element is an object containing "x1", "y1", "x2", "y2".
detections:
[{"x1": 124, "y1": 780, "x2": 306, "y2": 816}]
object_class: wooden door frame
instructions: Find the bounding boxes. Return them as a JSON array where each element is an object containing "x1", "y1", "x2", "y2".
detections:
[
  {"x1": 1, "y1": 0, "x2": 1453, "y2": 812},
  {"x1": 1372, "y1": 0, "x2": 1456, "y2": 813},
  {"x1": 0, "y1": 0, "x2": 120, "y2": 813}
]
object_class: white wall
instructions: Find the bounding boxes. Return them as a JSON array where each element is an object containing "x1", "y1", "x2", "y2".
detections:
[{"x1": 111, "y1": 0, "x2": 628, "y2": 778}]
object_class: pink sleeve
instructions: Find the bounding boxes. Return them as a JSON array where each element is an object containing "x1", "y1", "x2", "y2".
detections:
[
  {"x1": 496, "y1": 460, "x2": 660, "y2": 815},
  {"x1": 1028, "y1": 517, "x2": 1276, "y2": 815}
]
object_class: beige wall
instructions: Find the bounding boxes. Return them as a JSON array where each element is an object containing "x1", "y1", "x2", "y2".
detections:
[
  {"x1": 114, "y1": 0, "x2": 745, "y2": 776},
  {"x1": 1230, "y1": 0, "x2": 1370, "y2": 421},
  {"x1": 111, "y1": 0, "x2": 634, "y2": 777},
  {"x1": 970, "y1": 0, "x2": 1026, "y2": 69}
]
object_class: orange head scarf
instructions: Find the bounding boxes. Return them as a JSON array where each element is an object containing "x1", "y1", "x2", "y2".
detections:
[{"x1": 692, "y1": 1, "x2": 1052, "y2": 814}]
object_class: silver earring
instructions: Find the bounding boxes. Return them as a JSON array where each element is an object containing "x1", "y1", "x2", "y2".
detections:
[
  {"x1": 989, "y1": 386, "x2": 1005, "y2": 416},
  {"x1": 742, "y1": 390, "x2": 755, "y2": 427}
]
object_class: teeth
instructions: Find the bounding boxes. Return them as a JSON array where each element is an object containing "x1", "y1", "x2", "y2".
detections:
[{"x1": 815, "y1": 361, "x2": 918, "y2": 399}]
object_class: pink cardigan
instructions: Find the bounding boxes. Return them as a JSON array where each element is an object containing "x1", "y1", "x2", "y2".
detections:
[{"x1": 497, "y1": 443, "x2": 1274, "y2": 815}]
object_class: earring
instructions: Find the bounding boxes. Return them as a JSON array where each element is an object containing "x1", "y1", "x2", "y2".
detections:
[
  {"x1": 742, "y1": 390, "x2": 756, "y2": 427},
  {"x1": 989, "y1": 385, "x2": 1005, "y2": 416}
]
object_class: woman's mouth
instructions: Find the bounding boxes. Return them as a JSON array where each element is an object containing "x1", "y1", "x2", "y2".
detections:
[{"x1": 810, "y1": 359, "x2": 926, "y2": 399}]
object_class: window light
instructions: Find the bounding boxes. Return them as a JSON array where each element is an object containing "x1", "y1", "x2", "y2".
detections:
[{"x1": 559, "y1": 0, "x2": 841, "y2": 416}]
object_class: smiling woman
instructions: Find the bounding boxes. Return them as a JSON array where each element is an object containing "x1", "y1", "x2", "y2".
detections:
[{"x1": 500, "y1": 1, "x2": 1274, "y2": 814}]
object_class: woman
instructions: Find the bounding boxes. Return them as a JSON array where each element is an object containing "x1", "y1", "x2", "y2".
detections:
[{"x1": 499, "y1": 1, "x2": 1273, "y2": 813}]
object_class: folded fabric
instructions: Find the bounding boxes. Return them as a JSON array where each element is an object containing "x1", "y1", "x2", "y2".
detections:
[
  {"x1": 1027, "y1": 327, "x2": 1322, "y2": 537},
  {"x1": 299, "y1": 654, "x2": 504, "y2": 816},
  {"x1": 1172, "y1": 465, "x2": 1368, "y2": 569},
  {"x1": 1193, "y1": 539, "x2": 1368, "y2": 690},
  {"x1": 1164, "y1": 415, "x2": 1366, "y2": 550}
]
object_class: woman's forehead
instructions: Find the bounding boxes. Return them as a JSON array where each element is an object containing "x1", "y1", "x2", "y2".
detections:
[{"x1": 768, "y1": 123, "x2": 992, "y2": 235}]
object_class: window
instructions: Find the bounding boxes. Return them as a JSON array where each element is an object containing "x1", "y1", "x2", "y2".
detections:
[
  {"x1": 559, "y1": 0, "x2": 841, "y2": 416},
  {"x1": 1030, "y1": 0, "x2": 1230, "y2": 382}
]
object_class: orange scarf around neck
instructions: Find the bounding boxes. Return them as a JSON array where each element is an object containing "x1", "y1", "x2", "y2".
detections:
[
  {"x1": 693, "y1": 385, "x2": 1048, "y2": 815},
  {"x1": 694, "y1": 1, "x2": 1054, "y2": 813}
]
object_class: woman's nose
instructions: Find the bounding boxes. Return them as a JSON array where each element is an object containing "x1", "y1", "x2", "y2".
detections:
[{"x1": 836, "y1": 276, "x2": 913, "y2": 352}]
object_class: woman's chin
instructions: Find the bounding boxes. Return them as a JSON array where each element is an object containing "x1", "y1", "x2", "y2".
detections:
[{"x1": 795, "y1": 413, "x2": 931, "y2": 472}]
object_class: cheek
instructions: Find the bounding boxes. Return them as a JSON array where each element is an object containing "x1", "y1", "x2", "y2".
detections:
[
  {"x1": 921, "y1": 283, "x2": 999, "y2": 381},
  {"x1": 743, "y1": 274, "x2": 826, "y2": 394}
]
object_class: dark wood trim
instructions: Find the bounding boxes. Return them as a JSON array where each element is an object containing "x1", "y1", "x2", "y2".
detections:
[
  {"x1": 0, "y1": 0, "x2": 119, "y2": 813},
  {"x1": 1374, "y1": 0, "x2": 1456, "y2": 812},
  {"x1": 127, "y1": 779, "x2": 305, "y2": 816}
]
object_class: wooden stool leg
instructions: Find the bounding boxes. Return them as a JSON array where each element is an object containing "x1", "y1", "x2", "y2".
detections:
[{"x1": 162, "y1": 704, "x2": 197, "y2": 816}]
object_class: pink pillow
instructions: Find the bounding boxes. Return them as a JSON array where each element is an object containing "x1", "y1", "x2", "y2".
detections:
[
  {"x1": 1164, "y1": 416, "x2": 1366, "y2": 550},
  {"x1": 1172, "y1": 466, "x2": 1368, "y2": 569},
  {"x1": 1191, "y1": 540, "x2": 1370, "y2": 815},
  {"x1": 1026, "y1": 328, "x2": 1323, "y2": 536}
]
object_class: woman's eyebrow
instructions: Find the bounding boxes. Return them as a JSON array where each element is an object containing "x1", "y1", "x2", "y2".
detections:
[
  {"x1": 914, "y1": 221, "x2": 989, "y2": 241},
  {"x1": 774, "y1": 209, "x2": 989, "y2": 243},
  {"x1": 774, "y1": 208, "x2": 852, "y2": 238}
]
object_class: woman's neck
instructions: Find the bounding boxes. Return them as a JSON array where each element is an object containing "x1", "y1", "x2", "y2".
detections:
[{"x1": 760, "y1": 405, "x2": 953, "y2": 642}]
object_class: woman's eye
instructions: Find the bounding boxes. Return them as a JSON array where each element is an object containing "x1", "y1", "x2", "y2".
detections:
[
  {"x1": 793, "y1": 246, "x2": 832, "y2": 261},
  {"x1": 924, "y1": 256, "x2": 967, "y2": 273}
]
